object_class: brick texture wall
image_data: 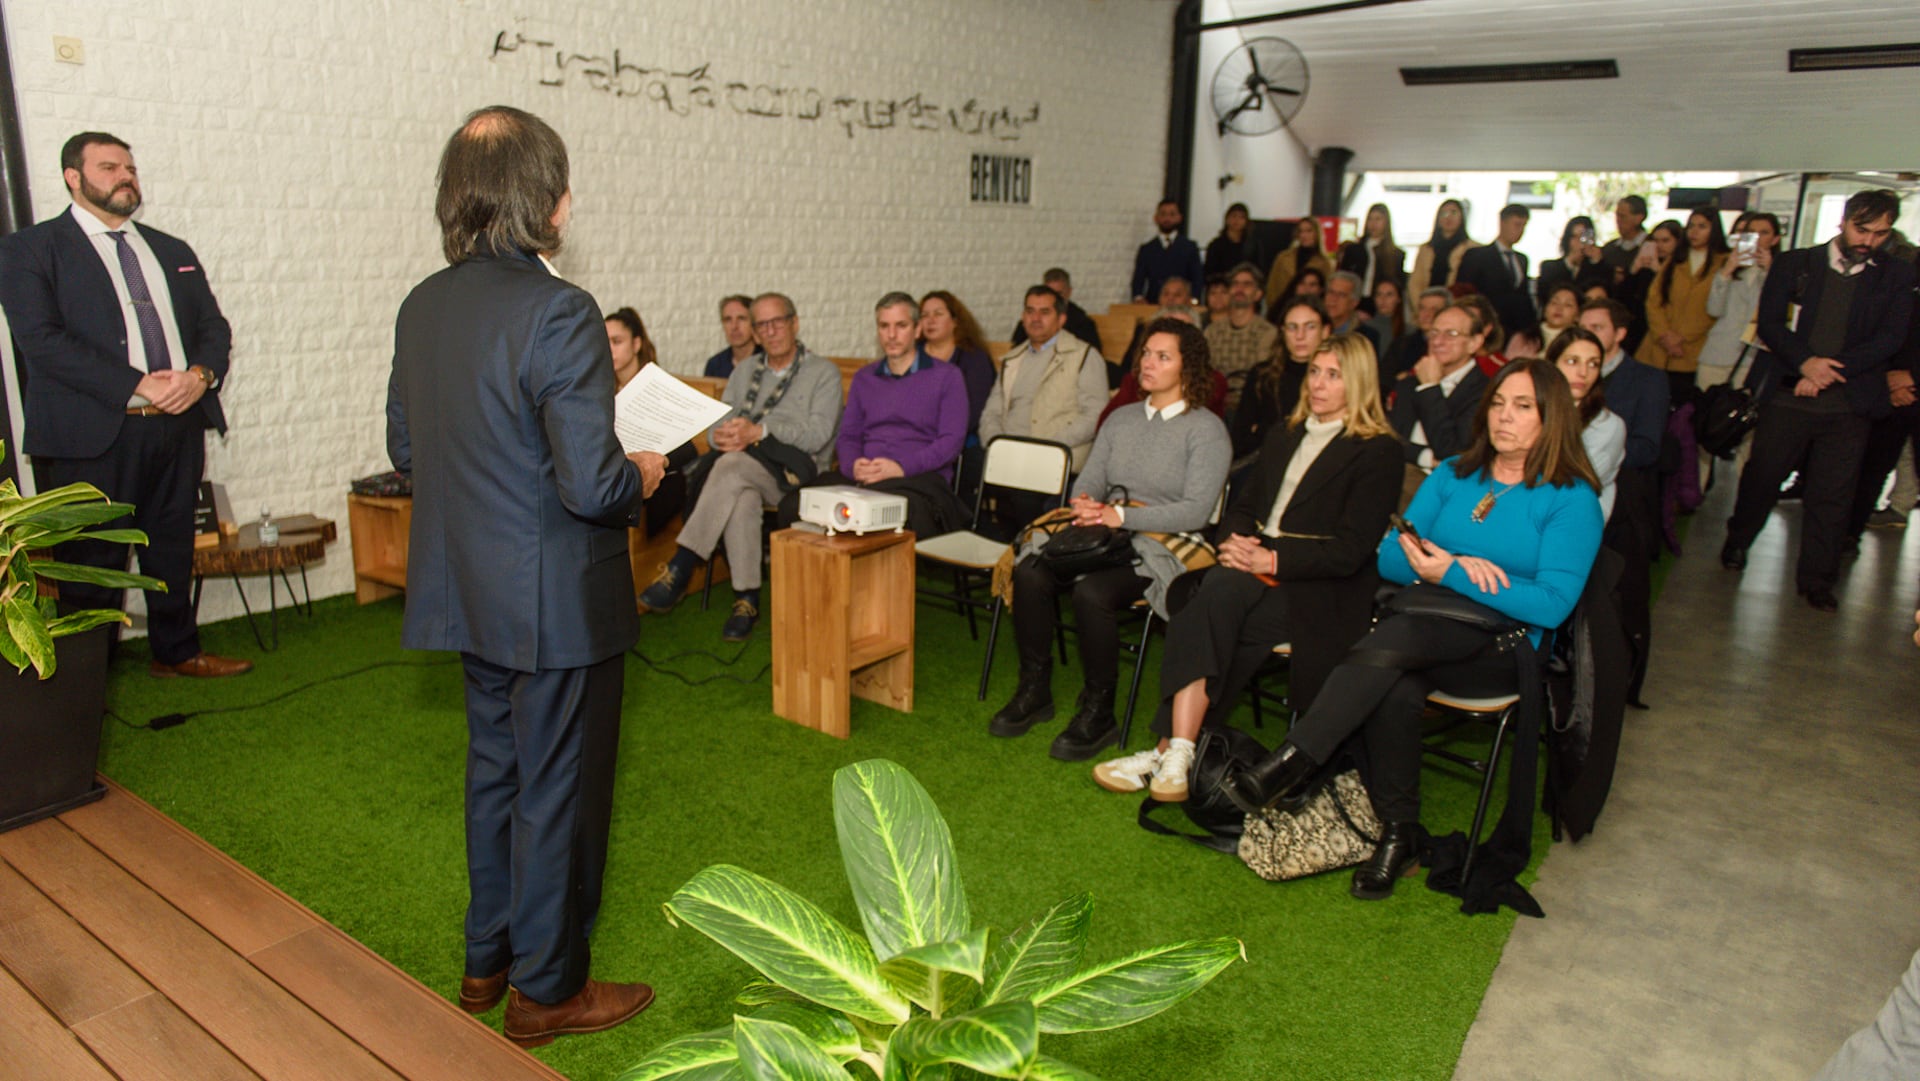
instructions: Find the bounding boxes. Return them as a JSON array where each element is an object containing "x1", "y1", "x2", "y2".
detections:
[{"x1": 5, "y1": 1, "x2": 1173, "y2": 625}]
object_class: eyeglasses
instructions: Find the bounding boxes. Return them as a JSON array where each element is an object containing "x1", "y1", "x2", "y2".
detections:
[
  {"x1": 1428, "y1": 328, "x2": 1469, "y2": 339},
  {"x1": 753, "y1": 315, "x2": 794, "y2": 333}
]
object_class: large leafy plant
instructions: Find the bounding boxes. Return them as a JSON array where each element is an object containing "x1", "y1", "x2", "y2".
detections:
[
  {"x1": 625, "y1": 759, "x2": 1243, "y2": 1081},
  {"x1": 0, "y1": 442, "x2": 162, "y2": 678}
]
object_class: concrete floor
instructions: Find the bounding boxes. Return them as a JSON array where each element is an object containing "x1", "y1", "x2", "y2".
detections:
[{"x1": 1454, "y1": 473, "x2": 1920, "y2": 1081}]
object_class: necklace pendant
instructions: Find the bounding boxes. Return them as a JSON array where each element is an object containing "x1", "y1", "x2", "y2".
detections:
[{"x1": 1471, "y1": 491, "x2": 1497, "y2": 523}]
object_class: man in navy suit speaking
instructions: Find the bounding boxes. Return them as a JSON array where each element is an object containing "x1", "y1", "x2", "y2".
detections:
[
  {"x1": 0, "y1": 132, "x2": 250, "y2": 678},
  {"x1": 388, "y1": 106, "x2": 664, "y2": 1047}
]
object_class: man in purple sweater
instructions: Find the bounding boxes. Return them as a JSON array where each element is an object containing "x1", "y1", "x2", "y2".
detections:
[{"x1": 776, "y1": 293, "x2": 969, "y2": 543}]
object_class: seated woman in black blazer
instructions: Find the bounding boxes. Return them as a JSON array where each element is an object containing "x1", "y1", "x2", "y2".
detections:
[{"x1": 1092, "y1": 332, "x2": 1402, "y2": 801}]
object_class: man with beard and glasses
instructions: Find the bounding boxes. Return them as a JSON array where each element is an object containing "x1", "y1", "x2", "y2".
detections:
[
  {"x1": 0, "y1": 132, "x2": 250, "y2": 678},
  {"x1": 1723, "y1": 189, "x2": 1916, "y2": 612}
]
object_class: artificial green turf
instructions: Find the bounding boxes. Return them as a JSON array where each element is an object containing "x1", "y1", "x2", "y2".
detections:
[{"x1": 99, "y1": 584, "x2": 1547, "y2": 1081}]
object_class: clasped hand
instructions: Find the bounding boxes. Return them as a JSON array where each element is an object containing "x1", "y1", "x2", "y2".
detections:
[
  {"x1": 1217, "y1": 533, "x2": 1276, "y2": 577},
  {"x1": 709, "y1": 417, "x2": 763, "y2": 454},
  {"x1": 850, "y1": 457, "x2": 903, "y2": 484},
  {"x1": 1796, "y1": 356, "x2": 1846, "y2": 398},
  {"x1": 1068, "y1": 493, "x2": 1121, "y2": 529},
  {"x1": 135, "y1": 369, "x2": 206, "y2": 414},
  {"x1": 1398, "y1": 532, "x2": 1510, "y2": 594}
]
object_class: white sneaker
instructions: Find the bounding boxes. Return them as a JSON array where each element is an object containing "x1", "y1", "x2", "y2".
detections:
[
  {"x1": 1092, "y1": 747, "x2": 1162, "y2": 793},
  {"x1": 1148, "y1": 741, "x2": 1195, "y2": 803}
]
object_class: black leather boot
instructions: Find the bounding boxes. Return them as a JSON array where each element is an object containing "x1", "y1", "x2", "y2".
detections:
[
  {"x1": 989, "y1": 663, "x2": 1055, "y2": 737},
  {"x1": 1219, "y1": 741, "x2": 1320, "y2": 814},
  {"x1": 1350, "y1": 821, "x2": 1427, "y2": 900},
  {"x1": 1048, "y1": 685, "x2": 1119, "y2": 761}
]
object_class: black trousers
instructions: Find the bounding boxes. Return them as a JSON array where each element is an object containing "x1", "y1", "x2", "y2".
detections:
[
  {"x1": 989, "y1": 489, "x2": 1060, "y2": 543},
  {"x1": 1727, "y1": 401, "x2": 1871, "y2": 593},
  {"x1": 1149, "y1": 567, "x2": 1291, "y2": 739},
  {"x1": 1847, "y1": 402, "x2": 1920, "y2": 538},
  {"x1": 460, "y1": 651, "x2": 624, "y2": 1004},
  {"x1": 1283, "y1": 615, "x2": 1515, "y2": 823},
  {"x1": 41, "y1": 413, "x2": 205, "y2": 665},
  {"x1": 1011, "y1": 556, "x2": 1146, "y2": 690}
]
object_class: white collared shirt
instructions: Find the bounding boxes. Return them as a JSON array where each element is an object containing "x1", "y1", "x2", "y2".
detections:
[
  {"x1": 1826, "y1": 237, "x2": 1870, "y2": 277},
  {"x1": 537, "y1": 252, "x2": 562, "y2": 278},
  {"x1": 69, "y1": 204, "x2": 187, "y2": 402},
  {"x1": 1143, "y1": 397, "x2": 1188, "y2": 422},
  {"x1": 1410, "y1": 361, "x2": 1476, "y2": 469}
]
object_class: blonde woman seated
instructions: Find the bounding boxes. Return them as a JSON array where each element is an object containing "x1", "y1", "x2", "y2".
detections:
[
  {"x1": 990, "y1": 318, "x2": 1231, "y2": 761},
  {"x1": 1093, "y1": 333, "x2": 1403, "y2": 799},
  {"x1": 1547, "y1": 327, "x2": 1626, "y2": 520}
]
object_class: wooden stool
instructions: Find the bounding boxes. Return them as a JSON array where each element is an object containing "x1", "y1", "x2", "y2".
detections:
[{"x1": 770, "y1": 528, "x2": 915, "y2": 738}]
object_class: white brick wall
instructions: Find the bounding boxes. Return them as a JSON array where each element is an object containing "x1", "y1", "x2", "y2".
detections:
[{"x1": 6, "y1": 1, "x2": 1173, "y2": 626}]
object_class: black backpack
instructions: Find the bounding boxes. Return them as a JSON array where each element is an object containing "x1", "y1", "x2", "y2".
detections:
[{"x1": 1137, "y1": 726, "x2": 1270, "y2": 853}]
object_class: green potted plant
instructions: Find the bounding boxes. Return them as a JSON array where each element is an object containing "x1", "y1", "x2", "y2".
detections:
[
  {"x1": 625, "y1": 759, "x2": 1243, "y2": 1081},
  {"x1": 1, "y1": 441, "x2": 163, "y2": 832}
]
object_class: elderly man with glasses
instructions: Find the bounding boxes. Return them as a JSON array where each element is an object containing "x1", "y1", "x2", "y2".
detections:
[{"x1": 639, "y1": 291, "x2": 841, "y2": 641}]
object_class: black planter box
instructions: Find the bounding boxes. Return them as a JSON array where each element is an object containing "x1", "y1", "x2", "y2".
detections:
[{"x1": 1, "y1": 627, "x2": 111, "y2": 833}]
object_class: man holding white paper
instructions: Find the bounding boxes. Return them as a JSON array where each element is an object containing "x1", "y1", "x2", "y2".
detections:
[{"x1": 638, "y1": 292, "x2": 841, "y2": 641}]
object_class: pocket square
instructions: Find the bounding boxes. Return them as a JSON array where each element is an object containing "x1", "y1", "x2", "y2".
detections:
[{"x1": 178, "y1": 265, "x2": 198, "y2": 272}]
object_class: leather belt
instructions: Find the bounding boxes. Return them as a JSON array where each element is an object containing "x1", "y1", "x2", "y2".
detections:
[{"x1": 126, "y1": 405, "x2": 165, "y2": 416}]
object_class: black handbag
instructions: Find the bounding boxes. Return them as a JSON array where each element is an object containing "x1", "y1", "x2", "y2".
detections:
[
  {"x1": 1036, "y1": 486, "x2": 1135, "y2": 579},
  {"x1": 1381, "y1": 582, "x2": 1525, "y2": 636},
  {"x1": 1137, "y1": 726, "x2": 1272, "y2": 853},
  {"x1": 1694, "y1": 341, "x2": 1762, "y2": 460}
]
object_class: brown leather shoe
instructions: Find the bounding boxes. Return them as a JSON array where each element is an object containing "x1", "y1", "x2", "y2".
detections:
[
  {"x1": 459, "y1": 970, "x2": 507, "y2": 1014},
  {"x1": 503, "y1": 980, "x2": 654, "y2": 1048},
  {"x1": 150, "y1": 653, "x2": 254, "y2": 678}
]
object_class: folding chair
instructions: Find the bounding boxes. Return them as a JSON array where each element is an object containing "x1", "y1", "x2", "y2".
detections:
[
  {"x1": 1420, "y1": 689, "x2": 1523, "y2": 887},
  {"x1": 1244, "y1": 642, "x2": 1292, "y2": 729},
  {"x1": 912, "y1": 437, "x2": 1072, "y2": 698}
]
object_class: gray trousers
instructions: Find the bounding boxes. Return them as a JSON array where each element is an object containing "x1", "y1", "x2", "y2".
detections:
[
  {"x1": 678, "y1": 451, "x2": 784, "y2": 590},
  {"x1": 1814, "y1": 948, "x2": 1920, "y2": 1081}
]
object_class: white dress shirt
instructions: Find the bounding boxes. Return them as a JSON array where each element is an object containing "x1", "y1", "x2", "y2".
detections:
[{"x1": 69, "y1": 204, "x2": 187, "y2": 407}]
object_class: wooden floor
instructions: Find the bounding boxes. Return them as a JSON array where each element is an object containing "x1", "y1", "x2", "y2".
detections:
[{"x1": 0, "y1": 780, "x2": 566, "y2": 1081}]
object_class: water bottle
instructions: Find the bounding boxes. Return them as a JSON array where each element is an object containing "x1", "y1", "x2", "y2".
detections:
[{"x1": 258, "y1": 507, "x2": 278, "y2": 547}]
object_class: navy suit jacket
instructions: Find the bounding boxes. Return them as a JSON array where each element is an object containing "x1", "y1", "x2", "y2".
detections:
[
  {"x1": 0, "y1": 209, "x2": 231, "y2": 459},
  {"x1": 388, "y1": 250, "x2": 644, "y2": 672},
  {"x1": 1131, "y1": 236, "x2": 1204, "y2": 302},
  {"x1": 1388, "y1": 365, "x2": 1489, "y2": 465},
  {"x1": 1599, "y1": 354, "x2": 1669, "y2": 471},
  {"x1": 1756, "y1": 244, "x2": 1917, "y2": 419},
  {"x1": 1456, "y1": 244, "x2": 1538, "y2": 342}
]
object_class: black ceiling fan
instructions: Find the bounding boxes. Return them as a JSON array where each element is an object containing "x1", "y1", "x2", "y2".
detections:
[{"x1": 1210, "y1": 36, "x2": 1309, "y2": 137}]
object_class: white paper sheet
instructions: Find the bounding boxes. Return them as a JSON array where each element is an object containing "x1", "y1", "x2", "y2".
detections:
[{"x1": 613, "y1": 364, "x2": 732, "y2": 454}]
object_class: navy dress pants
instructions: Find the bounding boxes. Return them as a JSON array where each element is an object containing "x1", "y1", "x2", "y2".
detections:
[{"x1": 460, "y1": 651, "x2": 624, "y2": 1005}]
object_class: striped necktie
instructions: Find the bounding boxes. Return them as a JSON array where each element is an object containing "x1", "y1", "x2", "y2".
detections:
[{"x1": 109, "y1": 230, "x2": 171, "y2": 372}]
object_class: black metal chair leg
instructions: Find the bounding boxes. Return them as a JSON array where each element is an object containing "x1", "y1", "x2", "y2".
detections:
[
  {"x1": 955, "y1": 569, "x2": 979, "y2": 640},
  {"x1": 191, "y1": 575, "x2": 204, "y2": 617},
  {"x1": 1460, "y1": 706, "x2": 1516, "y2": 886},
  {"x1": 978, "y1": 597, "x2": 1004, "y2": 701},
  {"x1": 1118, "y1": 612, "x2": 1156, "y2": 749}
]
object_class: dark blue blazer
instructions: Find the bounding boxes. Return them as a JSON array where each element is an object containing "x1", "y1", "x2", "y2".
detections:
[
  {"x1": 1456, "y1": 244, "x2": 1537, "y2": 343},
  {"x1": 1599, "y1": 354, "x2": 1669, "y2": 470},
  {"x1": 0, "y1": 209, "x2": 231, "y2": 459},
  {"x1": 1756, "y1": 244, "x2": 1917, "y2": 419},
  {"x1": 1131, "y1": 235, "x2": 1204, "y2": 302},
  {"x1": 388, "y1": 250, "x2": 644, "y2": 672}
]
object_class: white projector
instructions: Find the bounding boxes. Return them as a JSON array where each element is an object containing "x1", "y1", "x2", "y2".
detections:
[{"x1": 797, "y1": 485, "x2": 908, "y2": 535}]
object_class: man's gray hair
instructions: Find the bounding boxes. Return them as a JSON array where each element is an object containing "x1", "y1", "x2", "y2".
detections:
[
  {"x1": 753, "y1": 292, "x2": 797, "y2": 318},
  {"x1": 1329, "y1": 270, "x2": 1364, "y2": 292},
  {"x1": 875, "y1": 291, "x2": 920, "y2": 321},
  {"x1": 1152, "y1": 305, "x2": 1198, "y2": 325},
  {"x1": 1419, "y1": 286, "x2": 1453, "y2": 304},
  {"x1": 1228, "y1": 262, "x2": 1265, "y2": 290}
]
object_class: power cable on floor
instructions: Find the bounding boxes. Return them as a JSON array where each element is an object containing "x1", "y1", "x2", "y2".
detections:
[
  {"x1": 108, "y1": 657, "x2": 461, "y2": 731},
  {"x1": 628, "y1": 641, "x2": 770, "y2": 687}
]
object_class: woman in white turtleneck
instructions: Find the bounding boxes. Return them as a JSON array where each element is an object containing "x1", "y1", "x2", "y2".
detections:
[{"x1": 1091, "y1": 332, "x2": 1405, "y2": 801}]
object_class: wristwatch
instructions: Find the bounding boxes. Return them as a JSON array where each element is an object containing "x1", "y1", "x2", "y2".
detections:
[{"x1": 190, "y1": 365, "x2": 217, "y2": 388}]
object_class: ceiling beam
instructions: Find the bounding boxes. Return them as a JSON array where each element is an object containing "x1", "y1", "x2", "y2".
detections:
[{"x1": 1183, "y1": 0, "x2": 1424, "y2": 37}]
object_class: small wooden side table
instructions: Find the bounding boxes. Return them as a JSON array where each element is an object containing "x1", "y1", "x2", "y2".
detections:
[
  {"x1": 770, "y1": 528, "x2": 915, "y2": 739},
  {"x1": 347, "y1": 494, "x2": 411, "y2": 603},
  {"x1": 192, "y1": 516, "x2": 336, "y2": 650}
]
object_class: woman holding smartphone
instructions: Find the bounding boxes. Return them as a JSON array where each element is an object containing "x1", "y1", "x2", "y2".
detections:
[{"x1": 1698, "y1": 212, "x2": 1781, "y2": 387}]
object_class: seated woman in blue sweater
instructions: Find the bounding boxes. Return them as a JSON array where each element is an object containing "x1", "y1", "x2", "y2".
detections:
[
  {"x1": 990, "y1": 318, "x2": 1231, "y2": 761},
  {"x1": 1222, "y1": 358, "x2": 1604, "y2": 900}
]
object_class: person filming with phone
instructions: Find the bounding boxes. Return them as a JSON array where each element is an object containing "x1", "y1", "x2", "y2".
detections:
[{"x1": 1698, "y1": 212, "x2": 1782, "y2": 388}]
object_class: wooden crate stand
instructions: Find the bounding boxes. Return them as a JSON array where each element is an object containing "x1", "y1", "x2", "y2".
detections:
[{"x1": 770, "y1": 528, "x2": 915, "y2": 738}]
